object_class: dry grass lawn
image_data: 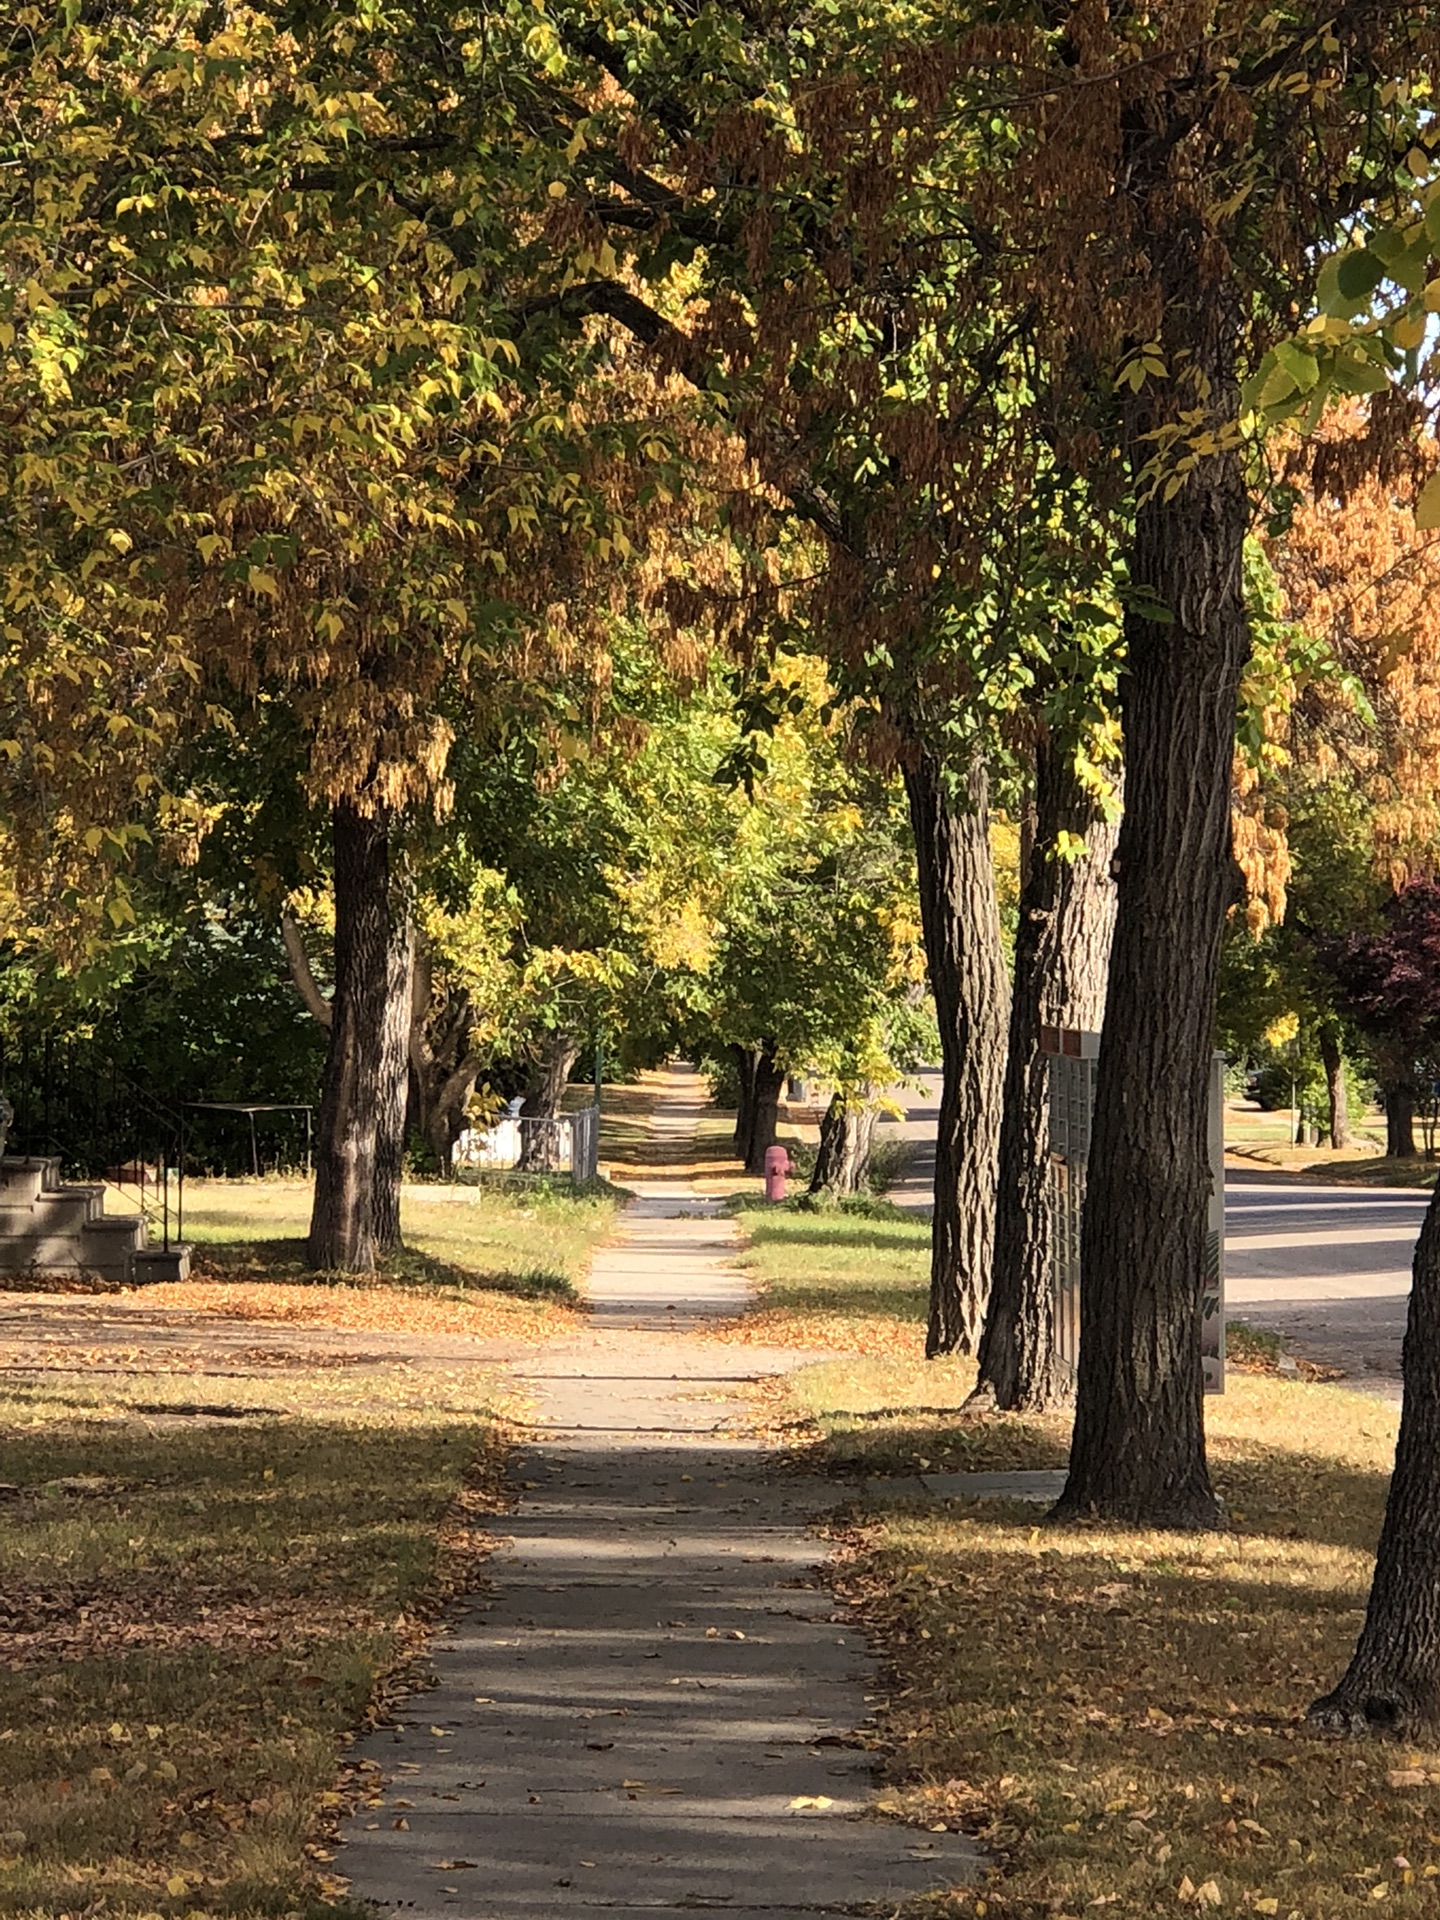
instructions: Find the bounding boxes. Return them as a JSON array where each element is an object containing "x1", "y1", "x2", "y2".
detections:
[
  {"x1": 0, "y1": 1343, "x2": 509, "y2": 1920},
  {"x1": 725, "y1": 1179, "x2": 1440, "y2": 1916},
  {"x1": 0, "y1": 1176, "x2": 620, "y2": 1916},
  {"x1": 786, "y1": 1353, "x2": 1440, "y2": 1917},
  {"x1": 143, "y1": 1176, "x2": 624, "y2": 1340}
]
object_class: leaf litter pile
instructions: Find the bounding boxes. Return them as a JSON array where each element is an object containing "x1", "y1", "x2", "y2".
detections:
[
  {"x1": 790, "y1": 1359, "x2": 1440, "y2": 1919},
  {"x1": 0, "y1": 1332, "x2": 512, "y2": 1920}
]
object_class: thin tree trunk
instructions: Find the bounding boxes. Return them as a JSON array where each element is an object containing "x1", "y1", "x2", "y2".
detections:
[
  {"x1": 809, "y1": 1088, "x2": 879, "y2": 1197},
  {"x1": 744, "y1": 1046, "x2": 784, "y2": 1176},
  {"x1": 1052, "y1": 275, "x2": 1245, "y2": 1529},
  {"x1": 733, "y1": 1044, "x2": 760, "y2": 1164},
  {"x1": 903, "y1": 749, "x2": 1008, "y2": 1357},
  {"x1": 1385, "y1": 1079, "x2": 1417, "y2": 1159},
  {"x1": 1319, "y1": 1023, "x2": 1349, "y2": 1151},
  {"x1": 973, "y1": 740, "x2": 1118, "y2": 1412},
  {"x1": 522, "y1": 1031, "x2": 580, "y2": 1118},
  {"x1": 307, "y1": 802, "x2": 413, "y2": 1271},
  {"x1": 1308, "y1": 1176, "x2": 1440, "y2": 1736}
]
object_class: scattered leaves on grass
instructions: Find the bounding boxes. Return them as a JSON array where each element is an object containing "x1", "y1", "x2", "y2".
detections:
[
  {"x1": 0, "y1": 1333, "x2": 511, "y2": 1918},
  {"x1": 808, "y1": 1367, "x2": 1439, "y2": 1920}
]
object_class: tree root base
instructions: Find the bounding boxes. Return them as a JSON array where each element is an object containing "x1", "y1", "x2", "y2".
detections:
[
  {"x1": 1049, "y1": 1489, "x2": 1230, "y2": 1533},
  {"x1": 1306, "y1": 1688, "x2": 1437, "y2": 1740}
]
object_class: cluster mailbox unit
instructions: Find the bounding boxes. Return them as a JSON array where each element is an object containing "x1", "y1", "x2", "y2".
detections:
[{"x1": 1040, "y1": 1027, "x2": 1225, "y2": 1394}]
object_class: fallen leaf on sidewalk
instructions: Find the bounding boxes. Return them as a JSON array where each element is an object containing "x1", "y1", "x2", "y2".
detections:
[
  {"x1": 789, "y1": 1795, "x2": 834, "y2": 1811},
  {"x1": 428, "y1": 1859, "x2": 478, "y2": 1870}
]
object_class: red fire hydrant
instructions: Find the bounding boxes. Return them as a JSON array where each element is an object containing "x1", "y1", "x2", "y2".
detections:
[{"x1": 764, "y1": 1144, "x2": 790, "y2": 1202}]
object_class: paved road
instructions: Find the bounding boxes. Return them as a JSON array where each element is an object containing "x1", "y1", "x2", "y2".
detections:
[
  {"x1": 336, "y1": 1069, "x2": 978, "y2": 1920},
  {"x1": 876, "y1": 1072, "x2": 943, "y2": 1208},
  {"x1": 882, "y1": 1083, "x2": 1431, "y2": 1394},
  {"x1": 1224, "y1": 1177, "x2": 1429, "y2": 1396}
]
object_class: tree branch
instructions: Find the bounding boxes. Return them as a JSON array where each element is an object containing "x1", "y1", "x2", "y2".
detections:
[
  {"x1": 409, "y1": 934, "x2": 436, "y2": 1075},
  {"x1": 514, "y1": 279, "x2": 861, "y2": 556},
  {"x1": 280, "y1": 917, "x2": 333, "y2": 1029}
]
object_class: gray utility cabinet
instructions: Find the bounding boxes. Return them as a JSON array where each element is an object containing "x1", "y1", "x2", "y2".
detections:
[{"x1": 1041, "y1": 1029, "x2": 1224, "y2": 1393}]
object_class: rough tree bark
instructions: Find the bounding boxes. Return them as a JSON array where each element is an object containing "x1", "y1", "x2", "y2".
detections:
[
  {"x1": 517, "y1": 1030, "x2": 581, "y2": 1172},
  {"x1": 1319, "y1": 1022, "x2": 1349, "y2": 1152},
  {"x1": 407, "y1": 935, "x2": 485, "y2": 1171},
  {"x1": 1384, "y1": 1078, "x2": 1417, "y2": 1159},
  {"x1": 971, "y1": 741, "x2": 1119, "y2": 1412},
  {"x1": 746, "y1": 1048, "x2": 784, "y2": 1176},
  {"x1": 1308, "y1": 1178, "x2": 1440, "y2": 1736},
  {"x1": 808, "y1": 1087, "x2": 879, "y2": 1197},
  {"x1": 287, "y1": 915, "x2": 483, "y2": 1177},
  {"x1": 1051, "y1": 267, "x2": 1244, "y2": 1529},
  {"x1": 732, "y1": 1042, "x2": 784, "y2": 1175},
  {"x1": 306, "y1": 802, "x2": 414, "y2": 1271},
  {"x1": 903, "y1": 748, "x2": 1009, "y2": 1356}
]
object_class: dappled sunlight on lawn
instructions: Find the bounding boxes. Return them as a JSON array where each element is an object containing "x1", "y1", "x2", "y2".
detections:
[
  {"x1": 159, "y1": 1176, "x2": 624, "y2": 1337},
  {"x1": 717, "y1": 1198, "x2": 930, "y2": 1351},
  {"x1": 0, "y1": 1348, "x2": 507, "y2": 1919},
  {"x1": 780, "y1": 1350, "x2": 1425, "y2": 1918}
]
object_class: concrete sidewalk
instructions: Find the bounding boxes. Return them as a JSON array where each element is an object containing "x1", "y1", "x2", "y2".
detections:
[{"x1": 335, "y1": 1068, "x2": 978, "y2": 1918}]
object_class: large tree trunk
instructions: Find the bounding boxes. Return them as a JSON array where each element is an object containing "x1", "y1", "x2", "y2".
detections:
[
  {"x1": 972, "y1": 740, "x2": 1119, "y2": 1412},
  {"x1": 407, "y1": 937, "x2": 485, "y2": 1173},
  {"x1": 1052, "y1": 275, "x2": 1245, "y2": 1530},
  {"x1": 809, "y1": 1088, "x2": 879, "y2": 1197},
  {"x1": 1308, "y1": 1178, "x2": 1440, "y2": 1737},
  {"x1": 903, "y1": 749, "x2": 1008, "y2": 1356},
  {"x1": 1319, "y1": 1022, "x2": 1349, "y2": 1151},
  {"x1": 1385, "y1": 1078, "x2": 1417, "y2": 1159},
  {"x1": 744, "y1": 1047, "x2": 784, "y2": 1176},
  {"x1": 307, "y1": 802, "x2": 413, "y2": 1271},
  {"x1": 517, "y1": 1031, "x2": 581, "y2": 1172}
]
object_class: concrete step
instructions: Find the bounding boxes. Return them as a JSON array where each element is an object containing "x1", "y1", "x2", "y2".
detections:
[
  {"x1": 0, "y1": 1234, "x2": 104, "y2": 1267},
  {"x1": 130, "y1": 1244, "x2": 192, "y2": 1283},
  {"x1": 0, "y1": 1157, "x2": 155, "y2": 1283},
  {"x1": 0, "y1": 1210, "x2": 146, "y2": 1284},
  {"x1": 83, "y1": 1214, "x2": 147, "y2": 1249},
  {"x1": 0, "y1": 1156, "x2": 65, "y2": 1205},
  {"x1": 0, "y1": 1252, "x2": 134, "y2": 1284},
  {"x1": 24, "y1": 1188, "x2": 109, "y2": 1231}
]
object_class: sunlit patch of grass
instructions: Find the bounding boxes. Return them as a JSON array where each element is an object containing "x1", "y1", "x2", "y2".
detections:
[
  {"x1": 788, "y1": 1354, "x2": 1067, "y2": 1475},
  {"x1": 711, "y1": 1198, "x2": 931, "y2": 1352},
  {"x1": 0, "y1": 1354, "x2": 507, "y2": 1920},
  {"x1": 792, "y1": 1354, "x2": 1432, "y2": 1918},
  {"x1": 129, "y1": 1176, "x2": 625, "y2": 1338}
]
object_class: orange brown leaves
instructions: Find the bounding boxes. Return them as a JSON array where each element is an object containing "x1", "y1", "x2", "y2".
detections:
[{"x1": 1276, "y1": 403, "x2": 1440, "y2": 879}]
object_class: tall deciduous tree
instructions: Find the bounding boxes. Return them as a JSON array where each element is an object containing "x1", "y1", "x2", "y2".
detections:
[
  {"x1": 961, "y1": 4, "x2": 1440, "y2": 1528},
  {"x1": 0, "y1": 2, "x2": 705, "y2": 1264}
]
